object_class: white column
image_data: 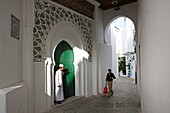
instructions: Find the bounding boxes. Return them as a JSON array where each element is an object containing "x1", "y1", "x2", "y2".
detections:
[
  {"x1": 83, "y1": 59, "x2": 87, "y2": 96},
  {"x1": 22, "y1": 0, "x2": 34, "y2": 113},
  {"x1": 74, "y1": 64, "x2": 80, "y2": 96},
  {"x1": 138, "y1": 0, "x2": 170, "y2": 113},
  {"x1": 80, "y1": 61, "x2": 84, "y2": 96},
  {"x1": 87, "y1": 0, "x2": 100, "y2": 95}
]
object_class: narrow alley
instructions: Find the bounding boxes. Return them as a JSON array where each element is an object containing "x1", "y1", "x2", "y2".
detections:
[{"x1": 44, "y1": 77, "x2": 141, "y2": 113}]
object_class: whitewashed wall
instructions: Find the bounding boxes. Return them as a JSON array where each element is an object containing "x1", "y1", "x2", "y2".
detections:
[
  {"x1": 111, "y1": 27, "x2": 119, "y2": 77},
  {"x1": 0, "y1": 82, "x2": 27, "y2": 113},
  {"x1": 0, "y1": 0, "x2": 23, "y2": 88},
  {"x1": 91, "y1": 1, "x2": 100, "y2": 95},
  {"x1": 22, "y1": 0, "x2": 34, "y2": 112},
  {"x1": 93, "y1": 8, "x2": 105, "y2": 94},
  {"x1": 86, "y1": 62, "x2": 93, "y2": 96},
  {"x1": 98, "y1": 44, "x2": 112, "y2": 93},
  {"x1": 96, "y1": 8, "x2": 104, "y2": 44},
  {"x1": 138, "y1": 0, "x2": 170, "y2": 113},
  {"x1": 0, "y1": 0, "x2": 28, "y2": 113},
  {"x1": 34, "y1": 62, "x2": 47, "y2": 113}
]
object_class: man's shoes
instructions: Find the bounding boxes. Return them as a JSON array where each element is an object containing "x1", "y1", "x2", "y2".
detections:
[
  {"x1": 111, "y1": 90, "x2": 113, "y2": 95},
  {"x1": 55, "y1": 101, "x2": 62, "y2": 104},
  {"x1": 57, "y1": 101, "x2": 62, "y2": 104},
  {"x1": 107, "y1": 90, "x2": 113, "y2": 98},
  {"x1": 107, "y1": 94, "x2": 111, "y2": 98}
]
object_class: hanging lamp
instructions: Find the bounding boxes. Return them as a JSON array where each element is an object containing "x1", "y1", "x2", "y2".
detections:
[{"x1": 111, "y1": 0, "x2": 119, "y2": 5}]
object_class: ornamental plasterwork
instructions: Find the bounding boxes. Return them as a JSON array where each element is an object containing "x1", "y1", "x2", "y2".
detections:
[{"x1": 33, "y1": 0, "x2": 93, "y2": 62}]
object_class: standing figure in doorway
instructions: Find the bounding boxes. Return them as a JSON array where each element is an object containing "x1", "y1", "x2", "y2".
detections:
[
  {"x1": 106, "y1": 69, "x2": 116, "y2": 98},
  {"x1": 55, "y1": 64, "x2": 64, "y2": 104}
]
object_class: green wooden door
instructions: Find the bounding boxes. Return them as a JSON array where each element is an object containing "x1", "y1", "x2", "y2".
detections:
[{"x1": 54, "y1": 41, "x2": 75, "y2": 99}]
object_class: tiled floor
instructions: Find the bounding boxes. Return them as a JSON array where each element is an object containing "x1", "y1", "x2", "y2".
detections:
[{"x1": 44, "y1": 77, "x2": 141, "y2": 113}]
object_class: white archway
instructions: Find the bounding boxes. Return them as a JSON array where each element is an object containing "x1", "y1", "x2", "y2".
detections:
[
  {"x1": 45, "y1": 21, "x2": 88, "y2": 107},
  {"x1": 105, "y1": 16, "x2": 136, "y2": 79},
  {"x1": 103, "y1": 2, "x2": 138, "y2": 43},
  {"x1": 105, "y1": 15, "x2": 136, "y2": 43}
]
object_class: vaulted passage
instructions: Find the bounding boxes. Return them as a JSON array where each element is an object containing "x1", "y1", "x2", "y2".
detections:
[
  {"x1": 2, "y1": 0, "x2": 170, "y2": 113},
  {"x1": 44, "y1": 77, "x2": 141, "y2": 113}
]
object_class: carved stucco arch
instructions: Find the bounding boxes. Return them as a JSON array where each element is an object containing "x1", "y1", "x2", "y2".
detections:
[
  {"x1": 45, "y1": 21, "x2": 86, "y2": 100},
  {"x1": 33, "y1": 0, "x2": 93, "y2": 62},
  {"x1": 45, "y1": 21, "x2": 84, "y2": 59}
]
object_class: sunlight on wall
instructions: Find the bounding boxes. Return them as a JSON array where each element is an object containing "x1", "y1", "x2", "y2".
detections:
[
  {"x1": 44, "y1": 47, "x2": 89, "y2": 97},
  {"x1": 45, "y1": 57, "x2": 52, "y2": 96},
  {"x1": 73, "y1": 47, "x2": 89, "y2": 65},
  {"x1": 73, "y1": 47, "x2": 89, "y2": 96},
  {"x1": 0, "y1": 85, "x2": 23, "y2": 94},
  {"x1": 111, "y1": 17, "x2": 135, "y2": 55}
]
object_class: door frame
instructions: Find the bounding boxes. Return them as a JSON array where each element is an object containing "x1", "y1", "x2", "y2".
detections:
[
  {"x1": 45, "y1": 22, "x2": 86, "y2": 107},
  {"x1": 54, "y1": 40, "x2": 75, "y2": 98},
  {"x1": 51, "y1": 40, "x2": 85, "y2": 105}
]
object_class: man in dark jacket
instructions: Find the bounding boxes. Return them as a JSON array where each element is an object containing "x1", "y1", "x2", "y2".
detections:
[{"x1": 106, "y1": 69, "x2": 116, "y2": 97}]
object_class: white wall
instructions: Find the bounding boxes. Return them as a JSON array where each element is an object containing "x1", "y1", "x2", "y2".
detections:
[
  {"x1": 0, "y1": 0, "x2": 2, "y2": 83},
  {"x1": 0, "y1": 82, "x2": 27, "y2": 113},
  {"x1": 0, "y1": 0, "x2": 23, "y2": 88},
  {"x1": 105, "y1": 24, "x2": 112, "y2": 45},
  {"x1": 138, "y1": 0, "x2": 170, "y2": 113},
  {"x1": 98, "y1": 44, "x2": 112, "y2": 93},
  {"x1": 22, "y1": 0, "x2": 34, "y2": 113},
  {"x1": 112, "y1": 25, "x2": 119, "y2": 77},
  {"x1": 87, "y1": 0, "x2": 107, "y2": 95},
  {"x1": 108, "y1": 25, "x2": 118, "y2": 77},
  {"x1": 94, "y1": 6, "x2": 107, "y2": 95},
  {"x1": 86, "y1": 62, "x2": 93, "y2": 97},
  {"x1": 126, "y1": 18, "x2": 135, "y2": 52},
  {"x1": 96, "y1": 8, "x2": 104, "y2": 44},
  {"x1": 34, "y1": 62, "x2": 47, "y2": 113}
]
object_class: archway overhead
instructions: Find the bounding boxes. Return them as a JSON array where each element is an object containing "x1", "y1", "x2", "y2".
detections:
[{"x1": 97, "y1": 0, "x2": 137, "y2": 10}]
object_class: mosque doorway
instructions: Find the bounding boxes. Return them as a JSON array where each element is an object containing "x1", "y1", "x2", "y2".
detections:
[{"x1": 54, "y1": 40, "x2": 75, "y2": 99}]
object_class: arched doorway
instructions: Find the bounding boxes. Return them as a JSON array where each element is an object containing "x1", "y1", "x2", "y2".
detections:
[
  {"x1": 105, "y1": 16, "x2": 136, "y2": 81},
  {"x1": 54, "y1": 40, "x2": 75, "y2": 99}
]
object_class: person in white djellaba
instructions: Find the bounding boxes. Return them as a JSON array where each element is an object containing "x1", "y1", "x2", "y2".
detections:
[{"x1": 55, "y1": 64, "x2": 64, "y2": 104}]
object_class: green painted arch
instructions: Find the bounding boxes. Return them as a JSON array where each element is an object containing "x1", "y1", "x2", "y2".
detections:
[{"x1": 54, "y1": 40, "x2": 75, "y2": 98}]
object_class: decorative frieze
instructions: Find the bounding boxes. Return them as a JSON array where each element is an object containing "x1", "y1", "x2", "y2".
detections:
[{"x1": 33, "y1": 0, "x2": 93, "y2": 62}]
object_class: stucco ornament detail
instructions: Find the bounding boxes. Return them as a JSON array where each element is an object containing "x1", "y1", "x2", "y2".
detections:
[{"x1": 33, "y1": 0, "x2": 93, "y2": 62}]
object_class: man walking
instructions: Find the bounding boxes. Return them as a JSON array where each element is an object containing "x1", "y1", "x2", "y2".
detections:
[{"x1": 106, "y1": 69, "x2": 116, "y2": 97}]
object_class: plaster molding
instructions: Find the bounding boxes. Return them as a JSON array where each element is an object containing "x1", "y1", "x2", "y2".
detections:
[{"x1": 33, "y1": 0, "x2": 93, "y2": 62}]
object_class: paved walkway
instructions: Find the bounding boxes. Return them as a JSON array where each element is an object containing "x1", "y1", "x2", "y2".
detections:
[{"x1": 44, "y1": 77, "x2": 141, "y2": 113}]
